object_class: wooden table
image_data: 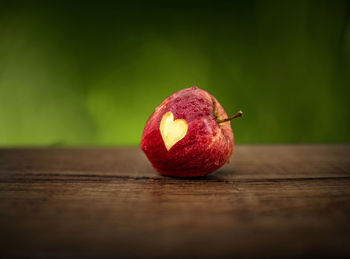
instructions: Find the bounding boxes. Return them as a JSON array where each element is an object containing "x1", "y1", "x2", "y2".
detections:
[{"x1": 1, "y1": 145, "x2": 350, "y2": 258}]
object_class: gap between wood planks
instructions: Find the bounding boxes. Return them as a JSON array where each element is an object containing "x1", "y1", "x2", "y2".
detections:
[{"x1": 1, "y1": 172, "x2": 350, "y2": 183}]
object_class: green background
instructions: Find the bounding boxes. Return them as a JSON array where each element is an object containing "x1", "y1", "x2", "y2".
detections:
[{"x1": 1, "y1": 0, "x2": 349, "y2": 146}]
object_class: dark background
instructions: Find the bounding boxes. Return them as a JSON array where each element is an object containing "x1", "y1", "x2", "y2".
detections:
[{"x1": 1, "y1": 0, "x2": 349, "y2": 146}]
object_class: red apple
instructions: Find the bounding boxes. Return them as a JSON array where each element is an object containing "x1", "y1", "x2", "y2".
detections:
[{"x1": 141, "y1": 86, "x2": 242, "y2": 177}]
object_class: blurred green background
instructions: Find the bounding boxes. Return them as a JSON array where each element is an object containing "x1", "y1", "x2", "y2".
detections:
[{"x1": 0, "y1": 0, "x2": 349, "y2": 146}]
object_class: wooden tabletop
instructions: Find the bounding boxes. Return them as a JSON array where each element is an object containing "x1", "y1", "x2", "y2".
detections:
[{"x1": 1, "y1": 145, "x2": 350, "y2": 258}]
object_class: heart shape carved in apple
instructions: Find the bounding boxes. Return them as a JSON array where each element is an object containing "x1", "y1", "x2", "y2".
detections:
[{"x1": 160, "y1": 111, "x2": 188, "y2": 151}]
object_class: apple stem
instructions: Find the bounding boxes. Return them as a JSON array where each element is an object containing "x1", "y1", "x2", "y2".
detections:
[{"x1": 217, "y1": 110, "x2": 243, "y2": 123}]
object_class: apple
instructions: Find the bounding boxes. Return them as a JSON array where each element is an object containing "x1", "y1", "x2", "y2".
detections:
[{"x1": 141, "y1": 86, "x2": 242, "y2": 177}]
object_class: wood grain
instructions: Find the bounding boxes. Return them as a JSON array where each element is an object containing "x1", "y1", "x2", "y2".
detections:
[{"x1": 0, "y1": 145, "x2": 350, "y2": 258}]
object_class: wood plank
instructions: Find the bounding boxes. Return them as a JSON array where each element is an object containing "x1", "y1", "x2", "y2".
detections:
[
  {"x1": 1, "y1": 145, "x2": 349, "y2": 180},
  {"x1": 0, "y1": 145, "x2": 350, "y2": 258}
]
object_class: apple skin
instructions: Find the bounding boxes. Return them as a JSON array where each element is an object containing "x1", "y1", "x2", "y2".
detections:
[{"x1": 141, "y1": 86, "x2": 234, "y2": 177}]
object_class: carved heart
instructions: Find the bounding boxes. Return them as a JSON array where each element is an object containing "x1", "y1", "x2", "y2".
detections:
[{"x1": 160, "y1": 111, "x2": 188, "y2": 151}]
